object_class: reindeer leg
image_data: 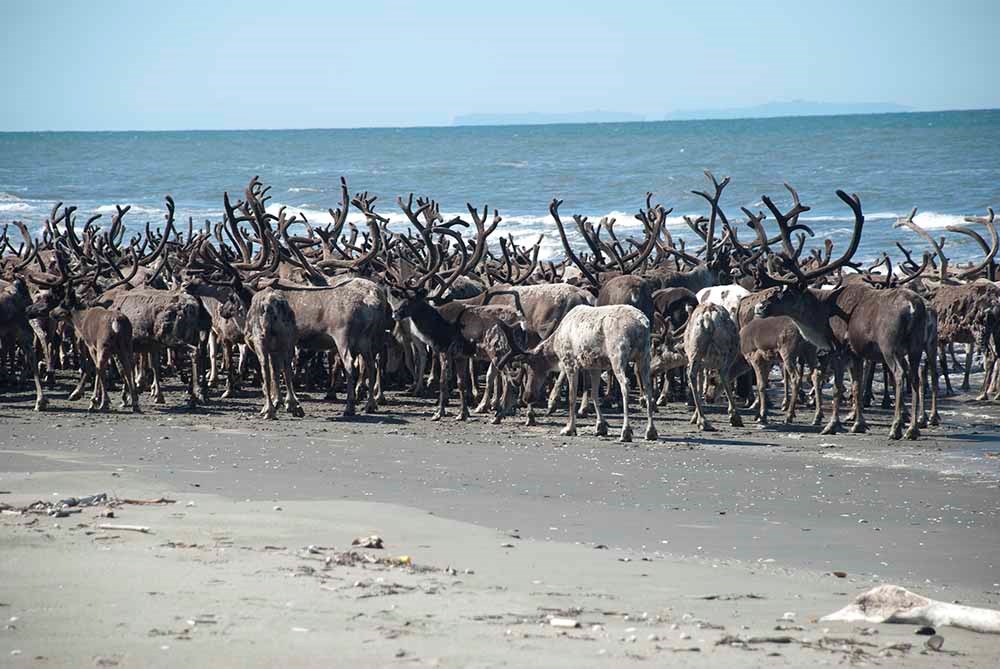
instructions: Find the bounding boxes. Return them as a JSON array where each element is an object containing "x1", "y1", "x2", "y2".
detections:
[
  {"x1": 976, "y1": 335, "x2": 994, "y2": 401},
  {"x1": 688, "y1": 362, "x2": 711, "y2": 431},
  {"x1": 938, "y1": 344, "x2": 954, "y2": 396},
  {"x1": 887, "y1": 357, "x2": 905, "y2": 440},
  {"x1": 560, "y1": 365, "x2": 578, "y2": 437},
  {"x1": 720, "y1": 369, "x2": 743, "y2": 427},
  {"x1": 591, "y1": 370, "x2": 608, "y2": 436},
  {"x1": 640, "y1": 349, "x2": 657, "y2": 441},
  {"x1": 849, "y1": 358, "x2": 869, "y2": 434},
  {"x1": 206, "y1": 332, "x2": 218, "y2": 387},
  {"x1": 341, "y1": 349, "x2": 358, "y2": 417},
  {"x1": 811, "y1": 365, "x2": 825, "y2": 426},
  {"x1": 614, "y1": 362, "x2": 633, "y2": 443},
  {"x1": 281, "y1": 352, "x2": 305, "y2": 418},
  {"x1": 475, "y1": 363, "x2": 496, "y2": 414},
  {"x1": 904, "y1": 352, "x2": 922, "y2": 440},
  {"x1": 68, "y1": 360, "x2": 89, "y2": 401},
  {"x1": 785, "y1": 356, "x2": 801, "y2": 424},
  {"x1": 822, "y1": 360, "x2": 844, "y2": 435},
  {"x1": 363, "y1": 353, "x2": 379, "y2": 414},
  {"x1": 118, "y1": 349, "x2": 140, "y2": 413},
  {"x1": 751, "y1": 357, "x2": 768, "y2": 425},
  {"x1": 962, "y1": 342, "x2": 973, "y2": 391},
  {"x1": 431, "y1": 352, "x2": 448, "y2": 421},
  {"x1": 17, "y1": 328, "x2": 46, "y2": 411},
  {"x1": 257, "y1": 347, "x2": 277, "y2": 420},
  {"x1": 454, "y1": 356, "x2": 470, "y2": 421},
  {"x1": 546, "y1": 370, "x2": 564, "y2": 415},
  {"x1": 150, "y1": 352, "x2": 165, "y2": 404}
]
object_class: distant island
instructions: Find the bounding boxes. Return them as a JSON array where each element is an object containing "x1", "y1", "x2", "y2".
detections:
[
  {"x1": 452, "y1": 111, "x2": 646, "y2": 126},
  {"x1": 664, "y1": 100, "x2": 912, "y2": 121},
  {"x1": 451, "y1": 101, "x2": 913, "y2": 127}
]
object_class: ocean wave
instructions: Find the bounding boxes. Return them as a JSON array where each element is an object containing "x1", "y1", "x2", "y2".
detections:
[
  {"x1": 0, "y1": 191, "x2": 24, "y2": 201},
  {"x1": 287, "y1": 187, "x2": 321, "y2": 193},
  {"x1": 92, "y1": 204, "x2": 165, "y2": 216},
  {"x1": 0, "y1": 202, "x2": 33, "y2": 213}
]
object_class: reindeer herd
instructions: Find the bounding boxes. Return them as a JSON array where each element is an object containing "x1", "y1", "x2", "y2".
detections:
[{"x1": 2, "y1": 172, "x2": 998, "y2": 443}]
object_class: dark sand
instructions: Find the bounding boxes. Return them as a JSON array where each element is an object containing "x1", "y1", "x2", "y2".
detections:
[{"x1": 1, "y1": 374, "x2": 999, "y2": 666}]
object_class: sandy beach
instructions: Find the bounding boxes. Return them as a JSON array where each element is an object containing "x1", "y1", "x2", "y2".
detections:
[{"x1": 1, "y1": 374, "x2": 999, "y2": 667}]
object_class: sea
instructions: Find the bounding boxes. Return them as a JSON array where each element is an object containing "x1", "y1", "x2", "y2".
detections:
[{"x1": 2, "y1": 109, "x2": 999, "y2": 265}]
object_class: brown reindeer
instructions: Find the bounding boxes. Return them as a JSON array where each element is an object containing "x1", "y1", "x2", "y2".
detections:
[
  {"x1": 755, "y1": 190, "x2": 929, "y2": 440},
  {"x1": 739, "y1": 316, "x2": 822, "y2": 425},
  {"x1": 50, "y1": 287, "x2": 140, "y2": 413}
]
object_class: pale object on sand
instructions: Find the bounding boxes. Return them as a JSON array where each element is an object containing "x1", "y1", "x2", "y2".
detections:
[{"x1": 822, "y1": 585, "x2": 1000, "y2": 634}]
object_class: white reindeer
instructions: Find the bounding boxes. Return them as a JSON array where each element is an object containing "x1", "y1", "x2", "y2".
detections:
[{"x1": 499, "y1": 304, "x2": 657, "y2": 443}]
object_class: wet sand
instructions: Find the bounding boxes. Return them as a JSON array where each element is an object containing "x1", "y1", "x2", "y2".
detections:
[{"x1": 1, "y1": 374, "x2": 999, "y2": 666}]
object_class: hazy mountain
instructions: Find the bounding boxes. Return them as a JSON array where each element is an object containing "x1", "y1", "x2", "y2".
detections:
[
  {"x1": 663, "y1": 100, "x2": 911, "y2": 121},
  {"x1": 452, "y1": 111, "x2": 646, "y2": 126}
]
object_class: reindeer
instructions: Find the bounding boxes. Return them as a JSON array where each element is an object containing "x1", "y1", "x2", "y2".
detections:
[
  {"x1": 246, "y1": 287, "x2": 303, "y2": 420},
  {"x1": 685, "y1": 303, "x2": 744, "y2": 431},
  {"x1": 754, "y1": 189, "x2": 929, "y2": 440},
  {"x1": 499, "y1": 304, "x2": 657, "y2": 443},
  {"x1": 385, "y1": 195, "x2": 524, "y2": 422},
  {"x1": 49, "y1": 286, "x2": 140, "y2": 413},
  {"x1": 739, "y1": 316, "x2": 822, "y2": 425}
]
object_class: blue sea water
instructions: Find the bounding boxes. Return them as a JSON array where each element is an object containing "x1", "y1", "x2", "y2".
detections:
[{"x1": 1, "y1": 110, "x2": 998, "y2": 265}]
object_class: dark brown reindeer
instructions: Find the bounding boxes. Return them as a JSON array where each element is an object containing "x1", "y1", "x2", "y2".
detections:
[
  {"x1": 386, "y1": 195, "x2": 525, "y2": 422},
  {"x1": 0, "y1": 227, "x2": 50, "y2": 411},
  {"x1": 755, "y1": 190, "x2": 929, "y2": 440}
]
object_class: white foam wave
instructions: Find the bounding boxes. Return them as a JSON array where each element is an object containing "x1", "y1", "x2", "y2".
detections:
[
  {"x1": 0, "y1": 202, "x2": 33, "y2": 213},
  {"x1": 799, "y1": 210, "x2": 966, "y2": 228},
  {"x1": 92, "y1": 204, "x2": 165, "y2": 216},
  {"x1": 0, "y1": 192, "x2": 24, "y2": 201},
  {"x1": 288, "y1": 187, "x2": 321, "y2": 193},
  {"x1": 907, "y1": 211, "x2": 968, "y2": 230}
]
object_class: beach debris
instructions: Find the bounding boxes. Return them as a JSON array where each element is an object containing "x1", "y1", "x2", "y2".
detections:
[
  {"x1": 781, "y1": 612, "x2": 796, "y2": 621},
  {"x1": 832, "y1": 571, "x2": 848, "y2": 578},
  {"x1": 352, "y1": 535, "x2": 384, "y2": 549},
  {"x1": 924, "y1": 634, "x2": 944, "y2": 651},
  {"x1": 915, "y1": 626, "x2": 936, "y2": 635},
  {"x1": 500, "y1": 542, "x2": 515, "y2": 548},
  {"x1": 549, "y1": 617, "x2": 580, "y2": 629},
  {"x1": 822, "y1": 585, "x2": 1000, "y2": 633},
  {"x1": 97, "y1": 524, "x2": 150, "y2": 533},
  {"x1": 689, "y1": 593, "x2": 765, "y2": 601},
  {"x1": 273, "y1": 506, "x2": 282, "y2": 511},
  {"x1": 122, "y1": 497, "x2": 175, "y2": 505},
  {"x1": 60, "y1": 493, "x2": 109, "y2": 507}
]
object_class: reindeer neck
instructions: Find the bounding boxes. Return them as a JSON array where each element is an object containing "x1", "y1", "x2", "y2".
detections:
[{"x1": 406, "y1": 300, "x2": 459, "y2": 350}]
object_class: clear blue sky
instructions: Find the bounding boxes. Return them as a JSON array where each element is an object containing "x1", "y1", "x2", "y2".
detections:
[{"x1": 2, "y1": 0, "x2": 996, "y2": 131}]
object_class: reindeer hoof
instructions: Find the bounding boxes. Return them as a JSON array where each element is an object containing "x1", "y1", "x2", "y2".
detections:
[
  {"x1": 698, "y1": 421, "x2": 715, "y2": 432},
  {"x1": 290, "y1": 406, "x2": 305, "y2": 418},
  {"x1": 545, "y1": 404, "x2": 557, "y2": 416},
  {"x1": 454, "y1": 413, "x2": 469, "y2": 422},
  {"x1": 430, "y1": 411, "x2": 443, "y2": 421},
  {"x1": 821, "y1": 421, "x2": 840, "y2": 435},
  {"x1": 918, "y1": 413, "x2": 928, "y2": 429},
  {"x1": 904, "y1": 427, "x2": 920, "y2": 440},
  {"x1": 490, "y1": 415, "x2": 502, "y2": 425},
  {"x1": 812, "y1": 415, "x2": 824, "y2": 427},
  {"x1": 730, "y1": 414, "x2": 743, "y2": 428},
  {"x1": 930, "y1": 413, "x2": 941, "y2": 426},
  {"x1": 619, "y1": 427, "x2": 633, "y2": 443},
  {"x1": 644, "y1": 425, "x2": 658, "y2": 441},
  {"x1": 594, "y1": 421, "x2": 609, "y2": 437},
  {"x1": 524, "y1": 415, "x2": 537, "y2": 427},
  {"x1": 888, "y1": 424, "x2": 902, "y2": 440},
  {"x1": 559, "y1": 425, "x2": 576, "y2": 437},
  {"x1": 34, "y1": 398, "x2": 48, "y2": 412},
  {"x1": 849, "y1": 422, "x2": 867, "y2": 434},
  {"x1": 783, "y1": 414, "x2": 795, "y2": 425},
  {"x1": 473, "y1": 402, "x2": 489, "y2": 414},
  {"x1": 153, "y1": 394, "x2": 166, "y2": 405},
  {"x1": 68, "y1": 390, "x2": 83, "y2": 401}
]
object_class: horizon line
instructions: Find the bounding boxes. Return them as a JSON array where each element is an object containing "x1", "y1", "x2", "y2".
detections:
[{"x1": 1, "y1": 106, "x2": 997, "y2": 135}]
